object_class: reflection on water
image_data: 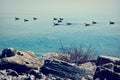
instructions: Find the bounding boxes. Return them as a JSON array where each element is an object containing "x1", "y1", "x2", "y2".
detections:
[{"x1": 0, "y1": 15, "x2": 120, "y2": 57}]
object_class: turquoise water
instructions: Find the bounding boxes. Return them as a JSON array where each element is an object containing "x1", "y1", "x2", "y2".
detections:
[{"x1": 0, "y1": 15, "x2": 120, "y2": 57}]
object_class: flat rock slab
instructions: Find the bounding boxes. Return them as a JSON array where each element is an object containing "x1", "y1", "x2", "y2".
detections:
[
  {"x1": 97, "y1": 55, "x2": 120, "y2": 66},
  {"x1": 0, "y1": 48, "x2": 42, "y2": 73},
  {"x1": 41, "y1": 59, "x2": 87, "y2": 80}
]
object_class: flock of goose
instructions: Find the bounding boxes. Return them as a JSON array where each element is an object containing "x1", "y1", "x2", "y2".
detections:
[
  {"x1": 15, "y1": 17, "x2": 37, "y2": 22},
  {"x1": 53, "y1": 17, "x2": 115, "y2": 26},
  {"x1": 15, "y1": 17, "x2": 115, "y2": 26}
]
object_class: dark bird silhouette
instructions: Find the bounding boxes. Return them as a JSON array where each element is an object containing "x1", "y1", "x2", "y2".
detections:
[
  {"x1": 66, "y1": 22, "x2": 72, "y2": 25},
  {"x1": 59, "y1": 18, "x2": 64, "y2": 20},
  {"x1": 53, "y1": 18, "x2": 57, "y2": 20},
  {"x1": 33, "y1": 17, "x2": 37, "y2": 20},
  {"x1": 15, "y1": 17, "x2": 19, "y2": 20},
  {"x1": 85, "y1": 23, "x2": 90, "y2": 26},
  {"x1": 24, "y1": 19, "x2": 29, "y2": 22},
  {"x1": 54, "y1": 23, "x2": 59, "y2": 26},
  {"x1": 58, "y1": 20, "x2": 62, "y2": 23},
  {"x1": 109, "y1": 21, "x2": 115, "y2": 25},
  {"x1": 92, "y1": 21, "x2": 97, "y2": 25}
]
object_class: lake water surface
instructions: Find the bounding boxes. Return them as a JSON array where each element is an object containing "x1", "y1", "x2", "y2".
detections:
[{"x1": 0, "y1": 15, "x2": 120, "y2": 57}]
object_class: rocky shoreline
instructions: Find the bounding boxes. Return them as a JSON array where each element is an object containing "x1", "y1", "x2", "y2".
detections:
[{"x1": 0, "y1": 48, "x2": 120, "y2": 80}]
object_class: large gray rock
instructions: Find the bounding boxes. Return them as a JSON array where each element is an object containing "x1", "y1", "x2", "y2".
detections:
[
  {"x1": 0, "y1": 48, "x2": 42, "y2": 73},
  {"x1": 0, "y1": 70, "x2": 6, "y2": 78},
  {"x1": 7, "y1": 69, "x2": 19, "y2": 77},
  {"x1": 28, "y1": 69, "x2": 44, "y2": 79},
  {"x1": 114, "y1": 65, "x2": 120, "y2": 73},
  {"x1": 93, "y1": 66, "x2": 120, "y2": 80},
  {"x1": 0, "y1": 48, "x2": 16, "y2": 58},
  {"x1": 0, "y1": 69, "x2": 35, "y2": 80},
  {"x1": 0, "y1": 70, "x2": 12, "y2": 80},
  {"x1": 41, "y1": 59, "x2": 86, "y2": 80},
  {"x1": 97, "y1": 55, "x2": 120, "y2": 66},
  {"x1": 79, "y1": 62, "x2": 96, "y2": 80},
  {"x1": 94, "y1": 55, "x2": 120, "y2": 80},
  {"x1": 102, "y1": 63, "x2": 114, "y2": 70}
]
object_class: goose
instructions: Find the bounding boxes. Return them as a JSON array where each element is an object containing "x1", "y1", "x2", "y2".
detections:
[
  {"x1": 109, "y1": 21, "x2": 115, "y2": 24},
  {"x1": 53, "y1": 18, "x2": 57, "y2": 20},
  {"x1": 85, "y1": 23, "x2": 90, "y2": 26},
  {"x1": 59, "y1": 18, "x2": 64, "y2": 20},
  {"x1": 66, "y1": 22, "x2": 72, "y2": 25},
  {"x1": 24, "y1": 19, "x2": 29, "y2": 22},
  {"x1": 54, "y1": 23, "x2": 59, "y2": 26},
  {"x1": 15, "y1": 17, "x2": 19, "y2": 20},
  {"x1": 92, "y1": 21, "x2": 97, "y2": 25},
  {"x1": 58, "y1": 20, "x2": 62, "y2": 23},
  {"x1": 33, "y1": 17, "x2": 37, "y2": 20}
]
